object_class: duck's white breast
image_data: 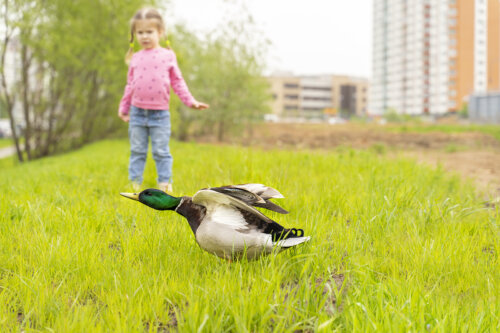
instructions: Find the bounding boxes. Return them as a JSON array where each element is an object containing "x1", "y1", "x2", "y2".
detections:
[{"x1": 195, "y1": 204, "x2": 273, "y2": 259}]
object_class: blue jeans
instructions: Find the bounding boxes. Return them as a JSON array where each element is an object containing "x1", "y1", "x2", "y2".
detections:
[{"x1": 128, "y1": 105, "x2": 172, "y2": 184}]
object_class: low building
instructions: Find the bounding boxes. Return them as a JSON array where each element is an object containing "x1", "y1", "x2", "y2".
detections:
[
  {"x1": 469, "y1": 92, "x2": 500, "y2": 123},
  {"x1": 267, "y1": 72, "x2": 369, "y2": 120}
]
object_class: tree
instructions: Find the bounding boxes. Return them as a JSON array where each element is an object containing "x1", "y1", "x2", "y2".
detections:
[
  {"x1": 0, "y1": 0, "x2": 25, "y2": 160},
  {"x1": 0, "y1": 0, "x2": 151, "y2": 161},
  {"x1": 1, "y1": 0, "x2": 271, "y2": 162},
  {"x1": 168, "y1": 4, "x2": 271, "y2": 142}
]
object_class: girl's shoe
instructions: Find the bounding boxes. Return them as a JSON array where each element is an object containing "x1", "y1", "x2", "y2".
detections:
[
  {"x1": 158, "y1": 182, "x2": 173, "y2": 193},
  {"x1": 131, "y1": 181, "x2": 141, "y2": 192}
]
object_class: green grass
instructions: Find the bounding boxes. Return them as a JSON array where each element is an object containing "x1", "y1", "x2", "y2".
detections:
[
  {"x1": 443, "y1": 144, "x2": 469, "y2": 153},
  {"x1": 0, "y1": 138, "x2": 13, "y2": 149},
  {"x1": 0, "y1": 140, "x2": 498, "y2": 331},
  {"x1": 387, "y1": 123, "x2": 500, "y2": 142}
]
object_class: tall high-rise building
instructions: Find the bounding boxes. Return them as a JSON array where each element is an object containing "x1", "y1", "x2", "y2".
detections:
[{"x1": 370, "y1": 0, "x2": 500, "y2": 115}]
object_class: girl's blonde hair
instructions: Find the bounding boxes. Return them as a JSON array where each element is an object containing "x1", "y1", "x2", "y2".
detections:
[{"x1": 125, "y1": 8, "x2": 167, "y2": 64}]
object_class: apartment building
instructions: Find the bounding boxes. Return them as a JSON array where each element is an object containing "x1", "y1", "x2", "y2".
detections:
[
  {"x1": 267, "y1": 73, "x2": 369, "y2": 118},
  {"x1": 370, "y1": 0, "x2": 500, "y2": 115}
]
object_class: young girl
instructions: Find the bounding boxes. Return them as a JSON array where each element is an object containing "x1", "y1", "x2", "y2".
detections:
[{"x1": 118, "y1": 8, "x2": 209, "y2": 193}]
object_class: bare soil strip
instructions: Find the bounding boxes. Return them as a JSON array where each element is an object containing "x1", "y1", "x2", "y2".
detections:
[{"x1": 209, "y1": 123, "x2": 500, "y2": 199}]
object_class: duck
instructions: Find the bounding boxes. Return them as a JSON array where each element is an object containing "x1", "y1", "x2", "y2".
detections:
[{"x1": 120, "y1": 184, "x2": 310, "y2": 260}]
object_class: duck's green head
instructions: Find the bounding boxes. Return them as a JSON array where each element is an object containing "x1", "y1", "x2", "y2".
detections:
[{"x1": 120, "y1": 189, "x2": 181, "y2": 210}]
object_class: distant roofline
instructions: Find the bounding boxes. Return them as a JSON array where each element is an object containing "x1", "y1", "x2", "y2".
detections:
[{"x1": 265, "y1": 71, "x2": 370, "y2": 82}]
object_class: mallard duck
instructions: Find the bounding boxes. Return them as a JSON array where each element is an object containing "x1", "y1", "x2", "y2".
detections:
[{"x1": 120, "y1": 184, "x2": 310, "y2": 260}]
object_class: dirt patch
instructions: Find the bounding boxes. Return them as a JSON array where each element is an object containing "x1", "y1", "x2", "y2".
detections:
[
  {"x1": 254, "y1": 124, "x2": 500, "y2": 198},
  {"x1": 197, "y1": 123, "x2": 500, "y2": 199},
  {"x1": 315, "y1": 273, "x2": 346, "y2": 312},
  {"x1": 248, "y1": 123, "x2": 500, "y2": 151},
  {"x1": 404, "y1": 150, "x2": 500, "y2": 199}
]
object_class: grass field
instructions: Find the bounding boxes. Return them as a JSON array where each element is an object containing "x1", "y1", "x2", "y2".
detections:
[
  {"x1": 0, "y1": 138, "x2": 13, "y2": 149},
  {"x1": 0, "y1": 140, "x2": 498, "y2": 331},
  {"x1": 387, "y1": 123, "x2": 500, "y2": 141}
]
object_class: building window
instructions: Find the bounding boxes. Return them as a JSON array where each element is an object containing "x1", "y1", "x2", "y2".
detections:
[
  {"x1": 302, "y1": 86, "x2": 331, "y2": 91},
  {"x1": 303, "y1": 96, "x2": 332, "y2": 101},
  {"x1": 284, "y1": 83, "x2": 299, "y2": 89},
  {"x1": 284, "y1": 94, "x2": 298, "y2": 100},
  {"x1": 302, "y1": 107, "x2": 323, "y2": 111}
]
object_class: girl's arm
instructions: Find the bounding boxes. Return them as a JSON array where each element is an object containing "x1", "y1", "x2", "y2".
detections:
[{"x1": 169, "y1": 52, "x2": 209, "y2": 110}]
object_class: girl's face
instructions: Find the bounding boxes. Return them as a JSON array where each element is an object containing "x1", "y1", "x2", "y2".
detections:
[{"x1": 135, "y1": 19, "x2": 163, "y2": 50}]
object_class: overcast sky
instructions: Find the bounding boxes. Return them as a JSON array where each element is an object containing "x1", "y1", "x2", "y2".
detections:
[{"x1": 167, "y1": 0, "x2": 372, "y2": 78}]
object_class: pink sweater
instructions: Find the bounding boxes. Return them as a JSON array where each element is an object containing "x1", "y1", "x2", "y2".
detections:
[{"x1": 119, "y1": 47, "x2": 195, "y2": 115}]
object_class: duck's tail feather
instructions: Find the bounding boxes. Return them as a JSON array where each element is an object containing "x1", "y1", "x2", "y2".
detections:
[{"x1": 276, "y1": 236, "x2": 311, "y2": 248}]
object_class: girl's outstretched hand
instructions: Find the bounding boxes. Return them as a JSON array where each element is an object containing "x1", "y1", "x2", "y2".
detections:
[{"x1": 192, "y1": 101, "x2": 210, "y2": 110}]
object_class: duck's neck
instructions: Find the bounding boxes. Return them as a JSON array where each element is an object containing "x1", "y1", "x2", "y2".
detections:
[
  {"x1": 175, "y1": 197, "x2": 206, "y2": 234},
  {"x1": 151, "y1": 195, "x2": 182, "y2": 211},
  {"x1": 167, "y1": 196, "x2": 183, "y2": 210}
]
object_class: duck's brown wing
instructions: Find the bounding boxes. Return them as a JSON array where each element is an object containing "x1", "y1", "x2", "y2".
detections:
[
  {"x1": 193, "y1": 189, "x2": 274, "y2": 223},
  {"x1": 207, "y1": 184, "x2": 289, "y2": 214}
]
